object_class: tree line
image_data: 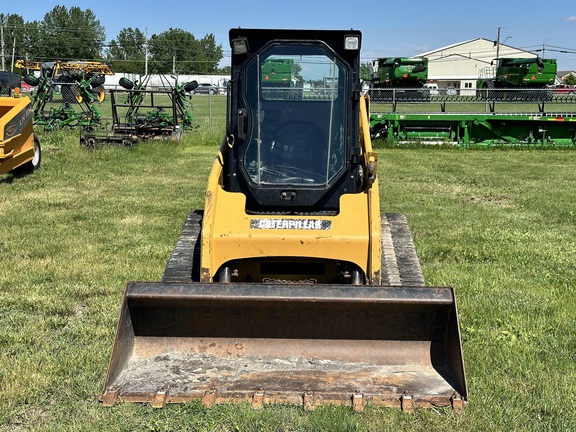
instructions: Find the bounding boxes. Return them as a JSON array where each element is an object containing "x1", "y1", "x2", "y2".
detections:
[{"x1": 0, "y1": 6, "x2": 226, "y2": 75}]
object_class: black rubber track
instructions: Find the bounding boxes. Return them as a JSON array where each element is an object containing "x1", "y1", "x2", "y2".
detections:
[
  {"x1": 161, "y1": 210, "x2": 203, "y2": 282},
  {"x1": 380, "y1": 213, "x2": 426, "y2": 286}
]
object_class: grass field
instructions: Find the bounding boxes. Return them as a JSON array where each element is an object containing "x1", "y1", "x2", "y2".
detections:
[{"x1": 1, "y1": 120, "x2": 575, "y2": 431}]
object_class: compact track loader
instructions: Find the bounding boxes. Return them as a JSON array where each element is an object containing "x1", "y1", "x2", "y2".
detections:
[{"x1": 101, "y1": 29, "x2": 467, "y2": 411}]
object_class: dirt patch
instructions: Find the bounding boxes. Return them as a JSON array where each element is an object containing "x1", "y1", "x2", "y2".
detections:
[{"x1": 463, "y1": 194, "x2": 512, "y2": 207}]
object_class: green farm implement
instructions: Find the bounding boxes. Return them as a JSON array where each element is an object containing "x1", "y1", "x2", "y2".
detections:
[
  {"x1": 370, "y1": 112, "x2": 576, "y2": 148},
  {"x1": 80, "y1": 75, "x2": 198, "y2": 148},
  {"x1": 369, "y1": 70, "x2": 576, "y2": 147},
  {"x1": 19, "y1": 61, "x2": 113, "y2": 131}
]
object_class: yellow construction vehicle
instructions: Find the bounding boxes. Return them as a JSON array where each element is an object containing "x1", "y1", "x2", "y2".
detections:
[
  {"x1": 100, "y1": 29, "x2": 467, "y2": 411},
  {"x1": 0, "y1": 88, "x2": 40, "y2": 175}
]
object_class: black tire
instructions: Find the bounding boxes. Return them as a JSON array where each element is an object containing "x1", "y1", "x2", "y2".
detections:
[
  {"x1": 90, "y1": 74, "x2": 106, "y2": 88},
  {"x1": 23, "y1": 74, "x2": 40, "y2": 87},
  {"x1": 119, "y1": 77, "x2": 134, "y2": 90},
  {"x1": 184, "y1": 80, "x2": 198, "y2": 93}
]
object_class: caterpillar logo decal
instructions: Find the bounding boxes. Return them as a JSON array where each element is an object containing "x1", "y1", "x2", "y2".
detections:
[{"x1": 250, "y1": 218, "x2": 332, "y2": 230}]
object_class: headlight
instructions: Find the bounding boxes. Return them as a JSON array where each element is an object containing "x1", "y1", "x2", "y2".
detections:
[
  {"x1": 344, "y1": 35, "x2": 360, "y2": 51},
  {"x1": 231, "y1": 37, "x2": 249, "y2": 55}
]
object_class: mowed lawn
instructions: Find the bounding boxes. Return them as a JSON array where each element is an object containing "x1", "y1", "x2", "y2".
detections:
[{"x1": 1, "y1": 126, "x2": 575, "y2": 431}]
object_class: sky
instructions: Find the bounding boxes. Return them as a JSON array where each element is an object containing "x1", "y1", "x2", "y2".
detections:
[{"x1": 3, "y1": 0, "x2": 576, "y2": 71}]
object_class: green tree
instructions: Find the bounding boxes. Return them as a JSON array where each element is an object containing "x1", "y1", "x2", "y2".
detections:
[
  {"x1": 195, "y1": 33, "x2": 223, "y2": 73},
  {"x1": 0, "y1": 14, "x2": 26, "y2": 70},
  {"x1": 21, "y1": 21, "x2": 42, "y2": 61},
  {"x1": 360, "y1": 62, "x2": 371, "y2": 83},
  {"x1": 107, "y1": 27, "x2": 147, "y2": 74},
  {"x1": 148, "y1": 28, "x2": 198, "y2": 74},
  {"x1": 563, "y1": 73, "x2": 576, "y2": 86},
  {"x1": 38, "y1": 6, "x2": 105, "y2": 60},
  {"x1": 148, "y1": 28, "x2": 223, "y2": 74}
]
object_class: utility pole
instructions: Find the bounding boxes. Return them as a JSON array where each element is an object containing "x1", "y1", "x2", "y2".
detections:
[
  {"x1": 495, "y1": 26, "x2": 502, "y2": 60},
  {"x1": 1, "y1": 16, "x2": 5, "y2": 71},
  {"x1": 495, "y1": 26, "x2": 513, "y2": 61},
  {"x1": 11, "y1": 36, "x2": 15, "y2": 72},
  {"x1": 145, "y1": 28, "x2": 148, "y2": 76}
]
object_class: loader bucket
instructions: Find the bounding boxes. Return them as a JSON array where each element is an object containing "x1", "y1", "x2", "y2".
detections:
[{"x1": 100, "y1": 282, "x2": 467, "y2": 411}]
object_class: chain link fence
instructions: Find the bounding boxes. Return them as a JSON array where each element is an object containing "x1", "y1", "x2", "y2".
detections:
[
  {"x1": 188, "y1": 87, "x2": 227, "y2": 130},
  {"x1": 368, "y1": 87, "x2": 576, "y2": 115}
]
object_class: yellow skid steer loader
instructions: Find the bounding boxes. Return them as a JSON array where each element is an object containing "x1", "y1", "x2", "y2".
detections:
[{"x1": 100, "y1": 29, "x2": 467, "y2": 411}]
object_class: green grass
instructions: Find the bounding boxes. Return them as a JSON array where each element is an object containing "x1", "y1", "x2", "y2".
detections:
[{"x1": 1, "y1": 125, "x2": 576, "y2": 430}]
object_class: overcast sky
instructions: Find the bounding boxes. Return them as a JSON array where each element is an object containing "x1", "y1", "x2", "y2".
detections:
[{"x1": 4, "y1": 0, "x2": 576, "y2": 71}]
